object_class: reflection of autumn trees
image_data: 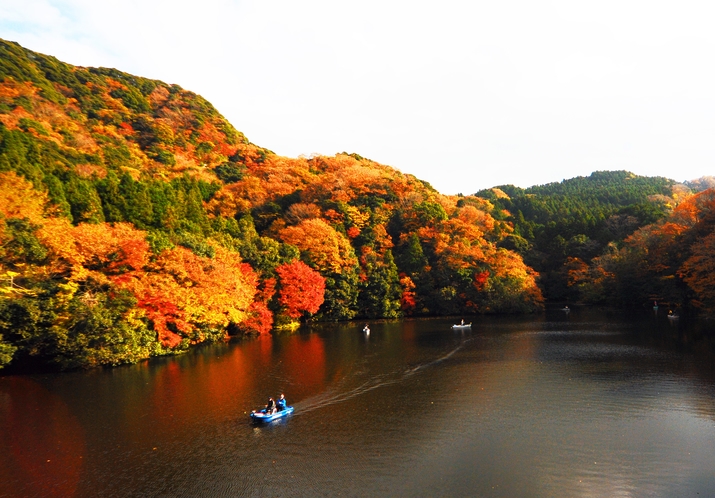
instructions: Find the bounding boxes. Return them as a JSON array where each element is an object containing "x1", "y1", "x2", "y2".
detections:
[
  {"x1": 0, "y1": 378, "x2": 86, "y2": 497},
  {"x1": 279, "y1": 334, "x2": 327, "y2": 391}
]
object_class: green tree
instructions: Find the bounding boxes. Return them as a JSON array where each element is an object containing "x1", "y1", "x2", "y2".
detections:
[
  {"x1": 95, "y1": 170, "x2": 125, "y2": 223},
  {"x1": 358, "y1": 249, "x2": 402, "y2": 319},
  {"x1": 396, "y1": 233, "x2": 428, "y2": 276},
  {"x1": 64, "y1": 175, "x2": 105, "y2": 224}
]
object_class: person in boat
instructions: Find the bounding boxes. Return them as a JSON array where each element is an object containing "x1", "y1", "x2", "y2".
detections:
[
  {"x1": 461, "y1": 319, "x2": 465, "y2": 325},
  {"x1": 265, "y1": 397, "x2": 276, "y2": 414},
  {"x1": 276, "y1": 393, "x2": 287, "y2": 411},
  {"x1": 363, "y1": 324, "x2": 370, "y2": 333}
]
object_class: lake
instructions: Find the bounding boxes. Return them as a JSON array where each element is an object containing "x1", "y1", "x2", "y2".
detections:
[{"x1": 1, "y1": 308, "x2": 715, "y2": 497}]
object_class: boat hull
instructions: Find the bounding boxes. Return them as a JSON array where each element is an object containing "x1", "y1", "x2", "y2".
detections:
[
  {"x1": 250, "y1": 406, "x2": 294, "y2": 423},
  {"x1": 451, "y1": 324, "x2": 471, "y2": 330}
]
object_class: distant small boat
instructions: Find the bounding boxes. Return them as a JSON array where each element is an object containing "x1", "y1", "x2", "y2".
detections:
[
  {"x1": 451, "y1": 323, "x2": 472, "y2": 330},
  {"x1": 561, "y1": 306, "x2": 571, "y2": 313},
  {"x1": 667, "y1": 311, "x2": 680, "y2": 320}
]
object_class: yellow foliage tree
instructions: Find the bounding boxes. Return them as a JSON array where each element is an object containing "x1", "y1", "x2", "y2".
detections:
[{"x1": 279, "y1": 218, "x2": 357, "y2": 274}]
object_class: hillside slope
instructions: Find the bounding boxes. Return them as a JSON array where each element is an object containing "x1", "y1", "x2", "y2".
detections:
[
  {"x1": 476, "y1": 171, "x2": 684, "y2": 302},
  {"x1": 0, "y1": 40, "x2": 543, "y2": 370}
]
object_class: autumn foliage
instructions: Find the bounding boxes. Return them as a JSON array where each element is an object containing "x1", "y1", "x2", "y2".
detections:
[
  {"x1": 275, "y1": 260, "x2": 325, "y2": 319},
  {"x1": 0, "y1": 39, "x2": 548, "y2": 370},
  {"x1": 562, "y1": 187, "x2": 715, "y2": 313}
]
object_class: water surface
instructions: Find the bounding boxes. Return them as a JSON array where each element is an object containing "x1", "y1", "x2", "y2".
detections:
[{"x1": 1, "y1": 309, "x2": 714, "y2": 497}]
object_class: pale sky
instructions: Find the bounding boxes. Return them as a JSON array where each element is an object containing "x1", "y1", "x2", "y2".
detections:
[{"x1": 2, "y1": 0, "x2": 714, "y2": 194}]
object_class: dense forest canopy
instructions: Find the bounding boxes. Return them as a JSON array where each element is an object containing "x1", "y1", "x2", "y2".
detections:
[
  {"x1": 0, "y1": 40, "x2": 544, "y2": 370},
  {"x1": 475, "y1": 171, "x2": 715, "y2": 311},
  {"x1": 475, "y1": 171, "x2": 677, "y2": 301}
]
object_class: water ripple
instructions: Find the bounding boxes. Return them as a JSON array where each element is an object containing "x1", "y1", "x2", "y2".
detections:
[{"x1": 294, "y1": 340, "x2": 469, "y2": 415}]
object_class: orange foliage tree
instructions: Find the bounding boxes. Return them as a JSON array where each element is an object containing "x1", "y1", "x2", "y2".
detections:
[
  {"x1": 574, "y1": 188, "x2": 715, "y2": 309},
  {"x1": 678, "y1": 231, "x2": 715, "y2": 310},
  {"x1": 275, "y1": 260, "x2": 325, "y2": 319},
  {"x1": 116, "y1": 245, "x2": 258, "y2": 347},
  {"x1": 279, "y1": 218, "x2": 357, "y2": 274}
]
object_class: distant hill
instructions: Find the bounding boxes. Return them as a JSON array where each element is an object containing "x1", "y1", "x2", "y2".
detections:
[
  {"x1": 475, "y1": 170, "x2": 678, "y2": 301},
  {"x1": 685, "y1": 176, "x2": 715, "y2": 192}
]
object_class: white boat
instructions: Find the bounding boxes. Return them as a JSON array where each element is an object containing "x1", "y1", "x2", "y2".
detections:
[{"x1": 451, "y1": 323, "x2": 472, "y2": 330}]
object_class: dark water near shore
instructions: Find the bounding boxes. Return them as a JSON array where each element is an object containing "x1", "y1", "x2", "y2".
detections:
[{"x1": 2, "y1": 308, "x2": 715, "y2": 497}]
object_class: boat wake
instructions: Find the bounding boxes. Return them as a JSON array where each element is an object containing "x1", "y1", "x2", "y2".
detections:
[
  {"x1": 403, "y1": 342, "x2": 464, "y2": 377},
  {"x1": 293, "y1": 339, "x2": 470, "y2": 415}
]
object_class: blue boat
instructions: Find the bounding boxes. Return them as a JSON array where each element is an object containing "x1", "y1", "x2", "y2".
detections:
[{"x1": 250, "y1": 406, "x2": 294, "y2": 423}]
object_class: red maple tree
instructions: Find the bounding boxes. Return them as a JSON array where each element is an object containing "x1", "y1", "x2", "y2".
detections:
[{"x1": 275, "y1": 260, "x2": 325, "y2": 318}]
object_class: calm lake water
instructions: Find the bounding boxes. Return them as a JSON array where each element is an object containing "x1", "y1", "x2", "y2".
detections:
[{"x1": 2, "y1": 308, "x2": 715, "y2": 497}]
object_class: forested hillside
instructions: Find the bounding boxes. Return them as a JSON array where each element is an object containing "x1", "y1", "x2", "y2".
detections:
[
  {"x1": 475, "y1": 171, "x2": 715, "y2": 312},
  {"x1": 475, "y1": 171, "x2": 677, "y2": 301},
  {"x1": 567, "y1": 187, "x2": 715, "y2": 311},
  {"x1": 0, "y1": 40, "x2": 543, "y2": 370}
]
